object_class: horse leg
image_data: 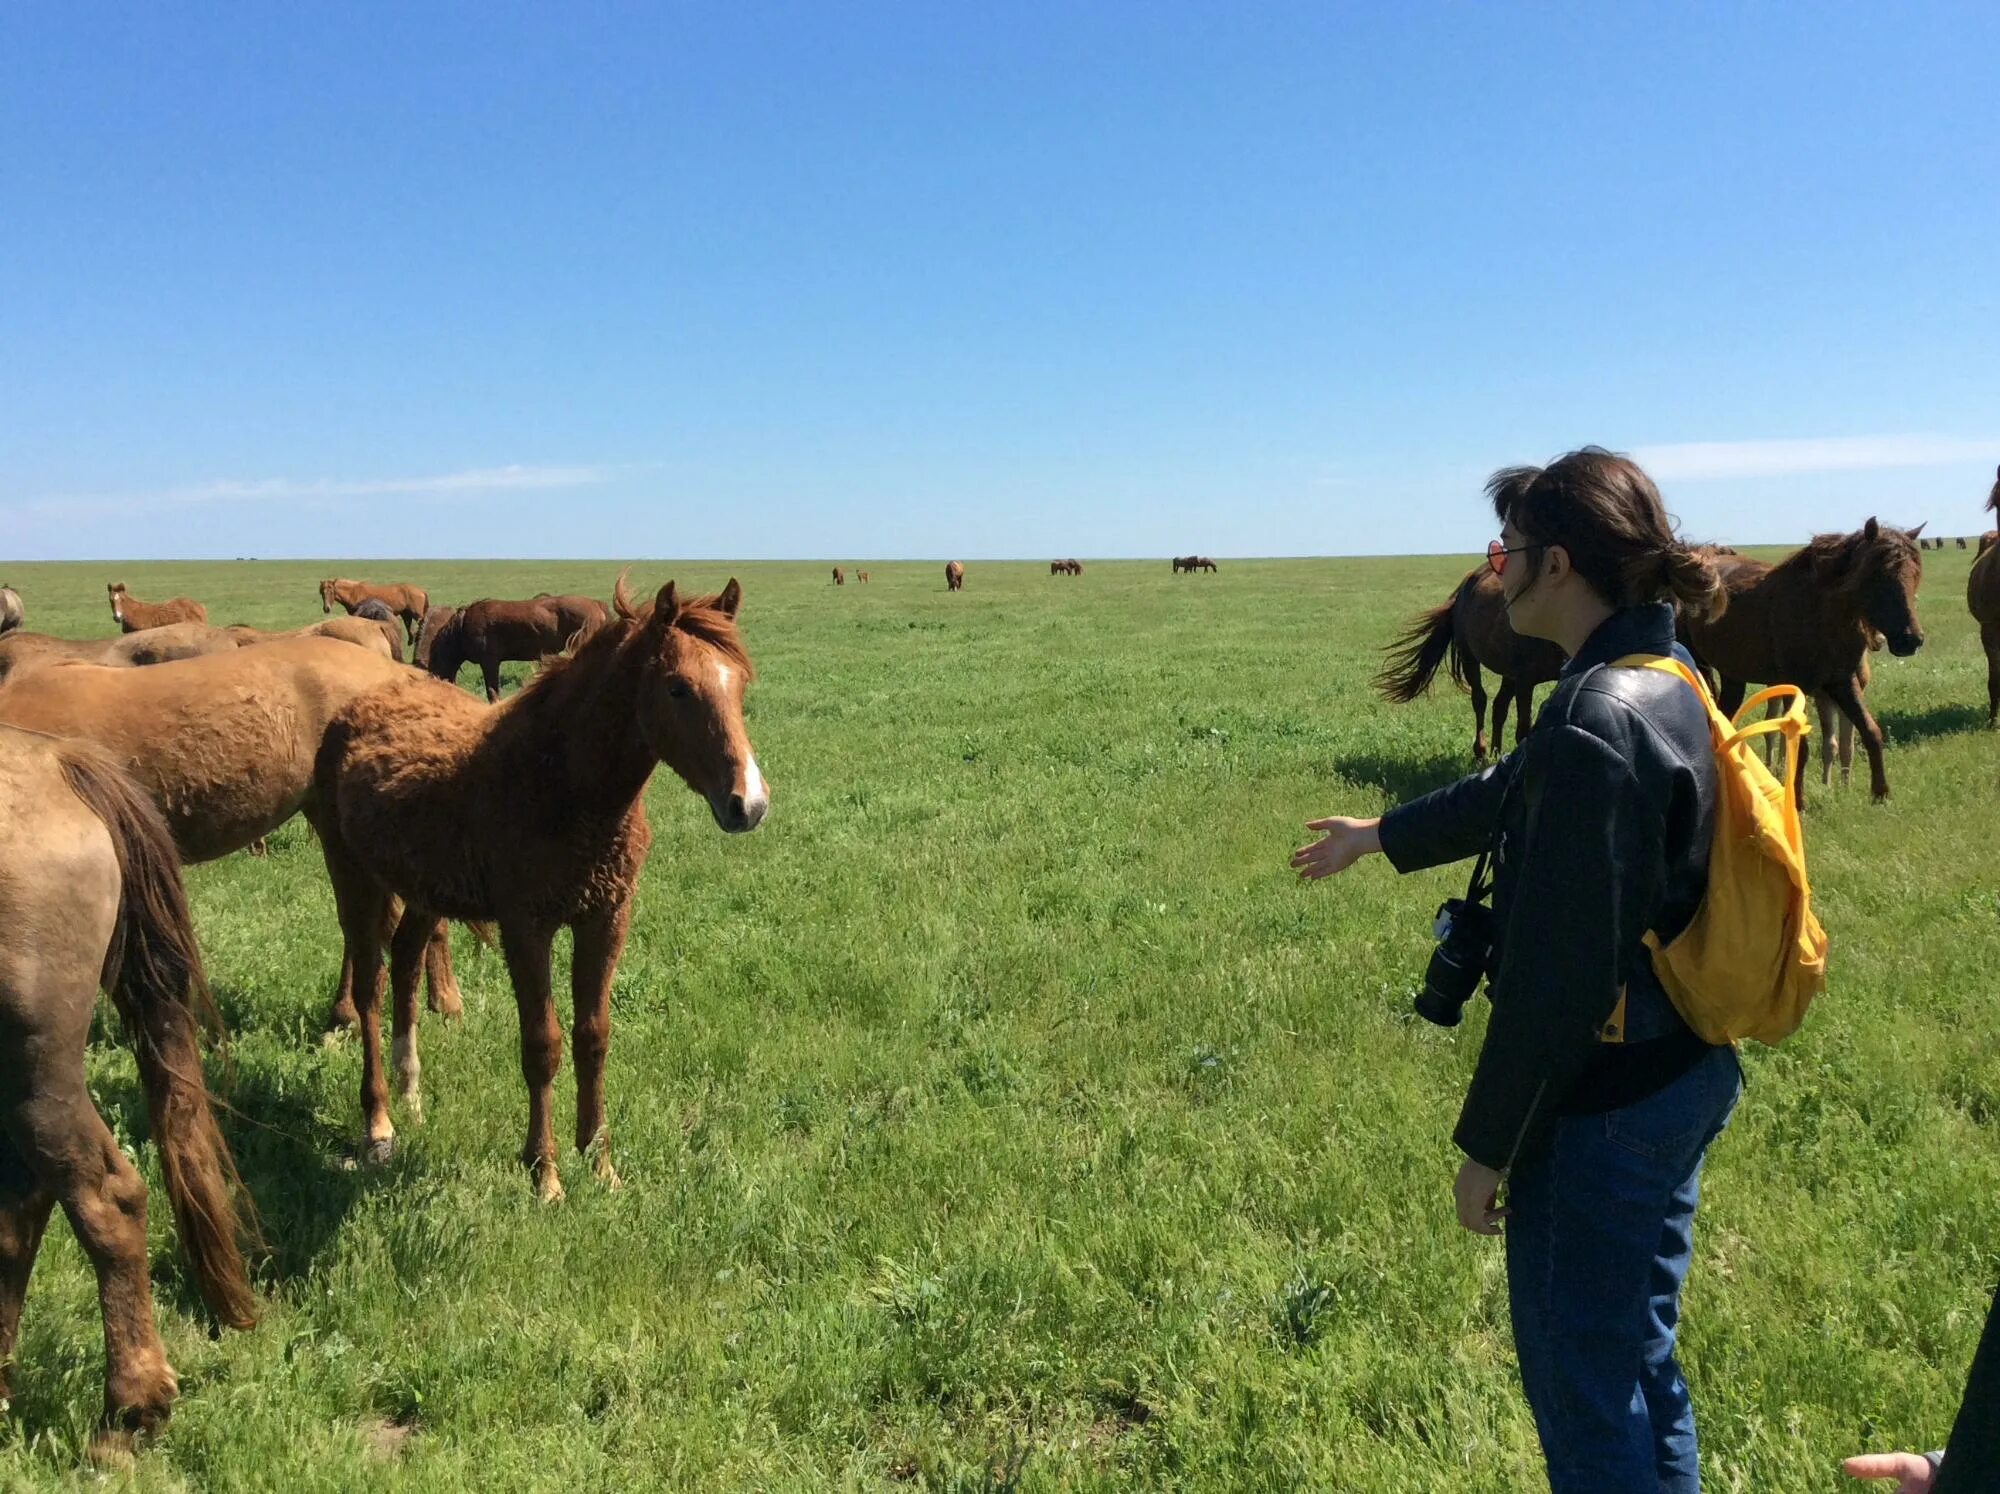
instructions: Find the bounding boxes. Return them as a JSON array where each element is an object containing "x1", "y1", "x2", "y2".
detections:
[
  {"x1": 6, "y1": 1082, "x2": 178, "y2": 1447},
  {"x1": 1826, "y1": 674, "x2": 1889, "y2": 801},
  {"x1": 570, "y1": 902, "x2": 632, "y2": 1189},
  {"x1": 482, "y1": 652, "x2": 503, "y2": 703},
  {"x1": 500, "y1": 921, "x2": 564, "y2": 1202},
  {"x1": 388, "y1": 908, "x2": 439, "y2": 1126},
  {"x1": 1467, "y1": 658, "x2": 1490, "y2": 761},
  {"x1": 1513, "y1": 682, "x2": 1535, "y2": 747},
  {"x1": 0, "y1": 1135, "x2": 55, "y2": 1408},
  {"x1": 424, "y1": 922, "x2": 463, "y2": 1019},
  {"x1": 1984, "y1": 621, "x2": 2000, "y2": 726},
  {"x1": 323, "y1": 838, "x2": 394, "y2": 1159},
  {"x1": 1814, "y1": 694, "x2": 1836, "y2": 786}
]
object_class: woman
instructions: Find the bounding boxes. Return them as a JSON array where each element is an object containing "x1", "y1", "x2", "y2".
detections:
[{"x1": 1292, "y1": 448, "x2": 1738, "y2": 1492}]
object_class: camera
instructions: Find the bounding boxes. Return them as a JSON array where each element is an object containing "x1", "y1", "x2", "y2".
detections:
[{"x1": 1416, "y1": 895, "x2": 1495, "y2": 1026}]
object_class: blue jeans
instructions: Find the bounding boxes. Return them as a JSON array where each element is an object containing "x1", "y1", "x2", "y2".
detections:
[{"x1": 1504, "y1": 1043, "x2": 1743, "y2": 1493}]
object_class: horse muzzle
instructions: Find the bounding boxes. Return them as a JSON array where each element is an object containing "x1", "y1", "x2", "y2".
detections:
[
  {"x1": 1888, "y1": 631, "x2": 1923, "y2": 657},
  {"x1": 709, "y1": 759, "x2": 769, "y2": 834}
]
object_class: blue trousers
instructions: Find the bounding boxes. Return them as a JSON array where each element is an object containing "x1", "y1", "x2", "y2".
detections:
[{"x1": 1504, "y1": 1043, "x2": 1742, "y2": 1493}]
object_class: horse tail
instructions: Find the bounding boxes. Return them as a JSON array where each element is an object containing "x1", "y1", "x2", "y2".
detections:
[
  {"x1": 58, "y1": 746, "x2": 262, "y2": 1332},
  {"x1": 1375, "y1": 576, "x2": 1472, "y2": 703}
]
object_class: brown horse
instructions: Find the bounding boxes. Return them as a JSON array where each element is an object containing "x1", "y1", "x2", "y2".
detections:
[
  {"x1": 320, "y1": 578, "x2": 430, "y2": 645},
  {"x1": 1051, "y1": 559, "x2": 1082, "y2": 576},
  {"x1": 1195, "y1": 557, "x2": 1218, "y2": 572},
  {"x1": 225, "y1": 615, "x2": 402, "y2": 662},
  {"x1": 314, "y1": 575, "x2": 768, "y2": 1198},
  {"x1": 1958, "y1": 537, "x2": 1969, "y2": 550},
  {"x1": 1969, "y1": 470, "x2": 2000, "y2": 724},
  {"x1": 0, "y1": 622, "x2": 242, "y2": 685},
  {"x1": 0, "y1": 586, "x2": 21, "y2": 634},
  {"x1": 856, "y1": 570, "x2": 870, "y2": 584},
  {"x1": 1682, "y1": 518, "x2": 1925, "y2": 800},
  {"x1": 945, "y1": 561, "x2": 965, "y2": 592},
  {"x1": 0, "y1": 639, "x2": 462, "y2": 1027},
  {"x1": 832, "y1": 566, "x2": 846, "y2": 586},
  {"x1": 1378, "y1": 565, "x2": 1567, "y2": 759},
  {"x1": 106, "y1": 583, "x2": 207, "y2": 632},
  {"x1": 0, "y1": 727, "x2": 259, "y2": 1450},
  {"x1": 532, "y1": 593, "x2": 610, "y2": 641},
  {"x1": 423, "y1": 596, "x2": 603, "y2": 701}
]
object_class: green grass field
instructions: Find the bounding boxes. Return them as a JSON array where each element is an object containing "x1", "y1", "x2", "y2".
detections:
[{"x1": 1, "y1": 553, "x2": 1995, "y2": 1492}]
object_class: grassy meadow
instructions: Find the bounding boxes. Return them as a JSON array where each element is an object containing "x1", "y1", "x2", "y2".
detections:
[{"x1": 0, "y1": 550, "x2": 1996, "y2": 1492}]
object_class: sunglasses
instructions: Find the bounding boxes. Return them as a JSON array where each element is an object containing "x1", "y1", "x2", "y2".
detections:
[{"x1": 1486, "y1": 539, "x2": 1536, "y2": 576}]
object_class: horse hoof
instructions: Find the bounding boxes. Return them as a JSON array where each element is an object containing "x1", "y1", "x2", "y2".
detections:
[
  {"x1": 529, "y1": 1161, "x2": 565, "y2": 1204},
  {"x1": 591, "y1": 1152, "x2": 623, "y2": 1191},
  {"x1": 86, "y1": 1429, "x2": 139, "y2": 1471},
  {"x1": 362, "y1": 1137, "x2": 396, "y2": 1168}
]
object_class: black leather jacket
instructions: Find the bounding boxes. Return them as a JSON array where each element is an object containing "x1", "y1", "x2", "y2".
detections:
[{"x1": 1379, "y1": 604, "x2": 1721, "y2": 1169}]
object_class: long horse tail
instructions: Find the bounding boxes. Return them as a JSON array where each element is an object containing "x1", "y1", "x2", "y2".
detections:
[
  {"x1": 1375, "y1": 575, "x2": 1472, "y2": 703},
  {"x1": 58, "y1": 746, "x2": 262, "y2": 1332}
]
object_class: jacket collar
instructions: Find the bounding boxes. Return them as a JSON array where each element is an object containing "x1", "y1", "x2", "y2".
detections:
[{"x1": 1560, "y1": 602, "x2": 1679, "y2": 678}]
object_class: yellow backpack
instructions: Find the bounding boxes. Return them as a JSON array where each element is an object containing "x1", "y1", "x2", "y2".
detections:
[{"x1": 1614, "y1": 654, "x2": 1831, "y2": 1045}]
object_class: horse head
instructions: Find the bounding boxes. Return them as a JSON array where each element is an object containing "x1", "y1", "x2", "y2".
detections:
[
  {"x1": 106, "y1": 582, "x2": 126, "y2": 623},
  {"x1": 416, "y1": 606, "x2": 462, "y2": 678},
  {"x1": 615, "y1": 574, "x2": 767, "y2": 835},
  {"x1": 1820, "y1": 517, "x2": 1926, "y2": 657}
]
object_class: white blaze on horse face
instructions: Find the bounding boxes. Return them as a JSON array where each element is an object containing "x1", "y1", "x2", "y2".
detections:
[
  {"x1": 740, "y1": 754, "x2": 769, "y2": 826},
  {"x1": 714, "y1": 663, "x2": 733, "y2": 693}
]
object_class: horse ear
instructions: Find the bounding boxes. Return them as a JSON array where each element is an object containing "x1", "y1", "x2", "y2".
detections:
[
  {"x1": 653, "y1": 581, "x2": 680, "y2": 621},
  {"x1": 1907, "y1": 520, "x2": 1926, "y2": 539},
  {"x1": 717, "y1": 578, "x2": 742, "y2": 617},
  {"x1": 1864, "y1": 516, "x2": 1880, "y2": 540}
]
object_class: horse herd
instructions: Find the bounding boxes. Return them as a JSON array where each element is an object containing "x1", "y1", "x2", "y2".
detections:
[
  {"x1": 1380, "y1": 469, "x2": 2000, "y2": 802},
  {"x1": 0, "y1": 492, "x2": 1994, "y2": 1450},
  {"x1": 0, "y1": 569, "x2": 765, "y2": 1450}
]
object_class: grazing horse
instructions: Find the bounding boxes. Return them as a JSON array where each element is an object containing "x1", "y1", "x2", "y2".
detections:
[
  {"x1": 832, "y1": 566, "x2": 846, "y2": 586},
  {"x1": 422, "y1": 596, "x2": 601, "y2": 702},
  {"x1": 1958, "y1": 537, "x2": 1969, "y2": 550},
  {"x1": 313, "y1": 575, "x2": 768, "y2": 1199},
  {"x1": 0, "y1": 586, "x2": 21, "y2": 634},
  {"x1": 320, "y1": 578, "x2": 430, "y2": 646},
  {"x1": 1172, "y1": 556, "x2": 1195, "y2": 573},
  {"x1": 1377, "y1": 565, "x2": 1566, "y2": 760},
  {"x1": 106, "y1": 583, "x2": 206, "y2": 632},
  {"x1": 1195, "y1": 556, "x2": 1218, "y2": 572},
  {"x1": 857, "y1": 570, "x2": 870, "y2": 583},
  {"x1": 0, "y1": 640, "x2": 462, "y2": 1028},
  {"x1": 0, "y1": 728, "x2": 259, "y2": 1450},
  {"x1": 225, "y1": 615, "x2": 402, "y2": 662},
  {"x1": 0, "y1": 622, "x2": 241, "y2": 685},
  {"x1": 1051, "y1": 559, "x2": 1082, "y2": 576},
  {"x1": 1682, "y1": 518, "x2": 1926, "y2": 801},
  {"x1": 945, "y1": 561, "x2": 965, "y2": 592},
  {"x1": 1969, "y1": 470, "x2": 2000, "y2": 724}
]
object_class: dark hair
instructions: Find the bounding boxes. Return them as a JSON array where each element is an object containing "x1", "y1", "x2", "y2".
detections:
[{"x1": 1488, "y1": 447, "x2": 1725, "y2": 621}]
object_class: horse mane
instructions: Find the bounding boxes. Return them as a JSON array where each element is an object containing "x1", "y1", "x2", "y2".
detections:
[
  {"x1": 609, "y1": 571, "x2": 753, "y2": 677},
  {"x1": 1988, "y1": 469, "x2": 1998, "y2": 516},
  {"x1": 1781, "y1": 522, "x2": 1921, "y2": 596}
]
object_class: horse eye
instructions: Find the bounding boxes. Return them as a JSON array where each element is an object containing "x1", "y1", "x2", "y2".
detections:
[{"x1": 668, "y1": 679, "x2": 693, "y2": 700}]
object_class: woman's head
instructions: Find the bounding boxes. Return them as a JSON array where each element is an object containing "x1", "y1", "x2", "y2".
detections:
[{"x1": 1487, "y1": 447, "x2": 1724, "y2": 643}]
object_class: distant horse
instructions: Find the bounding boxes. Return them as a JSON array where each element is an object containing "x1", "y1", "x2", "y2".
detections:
[
  {"x1": 0, "y1": 622, "x2": 241, "y2": 685},
  {"x1": 856, "y1": 571, "x2": 870, "y2": 584},
  {"x1": 320, "y1": 578, "x2": 430, "y2": 646},
  {"x1": 832, "y1": 566, "x2": 846, "y2": 586},
  {"x1": 107, "y1": 583, "x2": 207, "y2": 632},
  {"x1": 0, "y1": 727, "x2": 259, "y2": 1450},
  {"x1": 313, "y1": 575, "x2": 768, "y2": 1198},
  {"x1": 1377, "y1": 565, "x2": 1566, "y2": 760},
  {"x1": 225, "y1": 615, "x2": 402, "y2": 662},
  {"x1": 1051, "y1": 559, "x2": 1082, "y2": 576},
  {"x1": 423, "y1": 596, "x2": 603, "y2": 701},
  {"x1": 945, "y1": 561, "x2": 965, "y2": 592},
  {"x1": 0, "y1": 639, "x2": 462, "y2": 1028},
  {"x1": 1682, "y1": 517, "x2": 1926, "y2": 801},
  {"x1": 1970, "y1": 469, "x2": 2000, "y2": 724},
  {"x1": 1195, "y1": 557, "x2": 1218, "y2": 572},
  {"x1": 1172, "y1": 556, "x2": 1196, "y2": 573},
  {"x1": 1958, "y1": 537, "x2": 1969, "y2": 550},
  {"x1": 0, "y1": 586, "x2": 21, "y2": 634}
]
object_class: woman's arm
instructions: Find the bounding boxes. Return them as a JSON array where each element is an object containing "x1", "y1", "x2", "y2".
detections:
[{"x1": 1377, "y1": 750, "x2": 1519, "y2": 874}]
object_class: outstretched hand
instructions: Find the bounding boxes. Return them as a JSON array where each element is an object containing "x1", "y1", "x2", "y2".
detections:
[
  {"x1": 1290, "y1": 816, "x2": 1383, "y2": 881},
  {"x1": 1842, "y1": 1452, "x2": 1936, "y2": 1492}
]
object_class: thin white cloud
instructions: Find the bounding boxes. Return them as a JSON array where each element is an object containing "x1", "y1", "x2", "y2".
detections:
[
  {"x1": 1634, "y1": 435, "x2": 1997, "y2": 482},
  {"x1": 12, "y1": 462, "x2": 628, "y2": 518}
]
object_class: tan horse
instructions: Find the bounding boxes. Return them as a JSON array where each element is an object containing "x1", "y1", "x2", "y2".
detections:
[
  {"x1": 0, "y1": 728, "x2": 259, "y2": 1451},
  {"x1": 1970, "y1": 469, "x2": 2000, "y2": 725},
  {"x1": 314, "y1": 576, "x2": 767, "y2": 1198},
  {"x1": 0, "y1": 639, "x2": 462, "y2": 1027},
  {"x1": 856, "y1": 570, "x2": 870, "y2": 584},
  {"x1": 0, "y1": 586, "x2": 21, "y2": 634},
  {"x1": 945, "y1": 561, "x2": 965, "y2": 592},
  {"x1": 1683, "y1": 518, "x2": 1925, "y2": 800},
  {"x1": 320, "y1": 578, "x2": 430, "y2": 645},
  {"x1": 0, "y1": 622, "x2": 241, "y2": 685},
  {"x1": 832, "y1": 566, "x2": 846, "y2": 586},
  {"x1": 1378, "y1": 565, "x2": 1567, "y2": 759},
  {"x1": 106, "y1": 583, "x2": 207, "y2": 632},
  {"x1": 226, "y1": 615, "x2": 401, "y2": 662}
]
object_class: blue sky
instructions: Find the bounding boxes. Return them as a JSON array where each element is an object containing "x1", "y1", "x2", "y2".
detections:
[{"x1": 4, "y1": 3, "x2": 1997, "y2": 561}]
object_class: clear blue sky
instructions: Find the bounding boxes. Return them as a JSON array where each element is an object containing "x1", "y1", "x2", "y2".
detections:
[{"x1": 5, "y1": 3, "x2": 1997, "y2": 561}]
